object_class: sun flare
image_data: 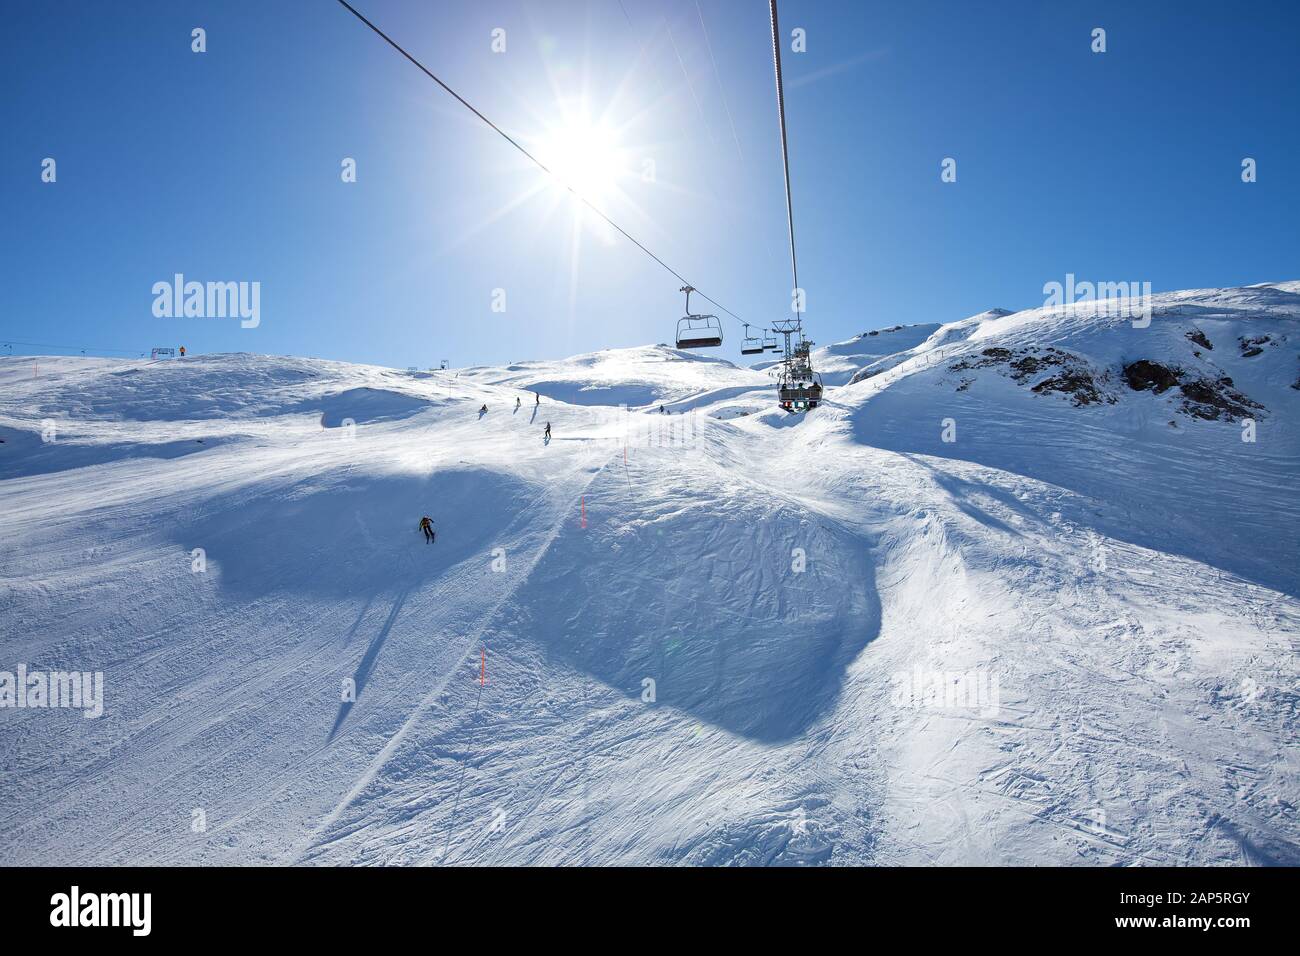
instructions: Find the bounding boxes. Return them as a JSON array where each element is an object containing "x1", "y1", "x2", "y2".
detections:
[{"x1": 533, "y1": 116, "x2": 625, "y2": 207}]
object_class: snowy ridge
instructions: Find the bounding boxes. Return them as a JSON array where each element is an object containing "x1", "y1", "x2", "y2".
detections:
[{"x1": 1, "y1": 282, "x2": 1296, "y2": 866}]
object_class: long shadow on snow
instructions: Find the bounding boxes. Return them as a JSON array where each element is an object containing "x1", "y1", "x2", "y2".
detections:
[
  {"x1": 0, "y1": 425, "x2": 235, "y2": 480},
  {"x1": 329, "y1": 585, "x2": 410, "y2": 742},
  {"x1": 165, "y1": 467, "x2": 532, "y2": 599},
  {"x1": 497, "y1": 462, "x2": 882, "y2": 744},
  {"x1": 163, "y1": 466, "x2": 537, "y2": 743},
  {"x1": 903, "y1": 456, "x2": 1030, "y2": 539}
]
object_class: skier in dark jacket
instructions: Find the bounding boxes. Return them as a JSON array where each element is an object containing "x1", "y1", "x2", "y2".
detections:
[
  {"x1": 418, "y1": 515, "x2": 435, "y2": 543},
  {"x1": 544, "y1": 422, "x2": 551, "y2": 440}
]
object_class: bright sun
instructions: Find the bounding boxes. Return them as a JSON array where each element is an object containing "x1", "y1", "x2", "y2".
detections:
[{"x1": 534, "y1": 117, "x2": 625, "y2": 207}]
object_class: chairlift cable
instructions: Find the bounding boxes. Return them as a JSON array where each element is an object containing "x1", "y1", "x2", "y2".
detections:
[
  {"x1": 768, "y1": 0, "x2": 800, "y2": 316},
  {"x1": 1, "y1": 339, "x2": 147, "y2": 356},
  {"x1": 333, "y1": 0, "x2": 750, "y2": 327}
]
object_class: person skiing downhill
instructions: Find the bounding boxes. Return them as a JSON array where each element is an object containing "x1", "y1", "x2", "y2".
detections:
[
  {"x1": 515, "y1": 396, "x2": 521, "y2": 410},
  {"x1": 418, "y1": 515, "x2": 435, "y2": 543},
  {"x1": 544, "y1": 422, "x2": 551, "y2": 440},
  {"x1": 535, "y1": 392, "x2": 540, "y2": 406}
]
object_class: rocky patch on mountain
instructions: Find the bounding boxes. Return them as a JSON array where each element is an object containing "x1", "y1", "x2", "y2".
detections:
[
  {"x1": 1122, "y1": 359, "x2": 1264, "y2": 421},
  {"x1": 950, "y1": 347, "x2": 1116, "y2": 407}
]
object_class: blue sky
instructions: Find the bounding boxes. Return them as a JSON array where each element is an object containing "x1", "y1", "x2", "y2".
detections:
[{"x1": 3, "y1": 0, "x2": 1297, "y2": 368}]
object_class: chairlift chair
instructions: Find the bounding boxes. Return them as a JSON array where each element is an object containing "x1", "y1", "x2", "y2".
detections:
[
  {"x1": 777, "y1": 369, "x2": 824, "y2": 411},
  {"x1": 676, "y1": 315, "x2": 724, "y2": 349},
  {"x1": 675, "y1": 285, "x2": 723, "y2": 349},
  {"x1": 740, "y1": 324, "x2": 765, "y2": 355}
]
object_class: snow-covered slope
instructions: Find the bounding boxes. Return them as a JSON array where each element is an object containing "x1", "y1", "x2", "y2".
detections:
[
  {"x1": 458, "y1": 343, "x2": 766, "y2": 411},
  {"x1": 811, "y1": 323, "x2": 944, "y2": 385},
  {"x1": 1, "y1": 282, "x2": 1297, "y2": 866}
]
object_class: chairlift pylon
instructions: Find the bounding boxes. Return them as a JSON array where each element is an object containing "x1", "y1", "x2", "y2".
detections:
[{"x1": 675, "y1": 285, "x2": 723, "y2": 349}]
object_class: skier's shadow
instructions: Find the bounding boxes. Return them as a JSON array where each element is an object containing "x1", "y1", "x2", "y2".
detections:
[
  {"x1": 478, "y1": 409, "x2": 486, "y2": 420},
  {"x1": 328, "y1": 585, "x2": 410, "y2": 742},
  {"x1": 529, "y1": 406, "x2": 538, "y2": 424}
]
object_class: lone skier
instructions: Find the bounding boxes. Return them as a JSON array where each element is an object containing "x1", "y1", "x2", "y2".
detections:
[
  {"x1": 418, "y1": 515, "x2": 435, "y2": 544},
  {"x1": 535, "y1": 392, "x2": 540, "y2": 406},
  {"x1": 515, "y1": 396, "x2": 521, "y2": 410},
  {"x1": 544, "y1": 422, "x2": 551, "y2": 441},
  {"x1": 479, "y1": 403, "x2": 488, "y2": 415}
]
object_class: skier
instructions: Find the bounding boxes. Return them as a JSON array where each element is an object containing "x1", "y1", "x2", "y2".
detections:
[
  {"x1": 418, "y1": 515, "x2": 435, "y2": 544},
  {"x1": 544, "y1": 422, "x2": 551, "y2": 441},
  {"x1": 479, "y1": 403, "x2": 488, "y2": 415},
  {"x1": 659, "y1": 404, "x2": 666, "y2": 414},
  {"x1": 535, "y1": 392, "x2": 540, "y2": 406},
  {"x1": 179, "y1": 345, "x2": 186, "y2": 357},
  {"x1": 515, "y1": 396, "x2": 521, "y2": 410}
]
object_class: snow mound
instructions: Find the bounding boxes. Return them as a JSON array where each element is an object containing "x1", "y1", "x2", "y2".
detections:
[{"x1": 460, "y1": 344, "x2": 767, "y2": 409}]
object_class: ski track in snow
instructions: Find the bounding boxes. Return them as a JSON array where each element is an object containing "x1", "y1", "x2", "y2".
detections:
[{"x1": 1, "y1": 283, "x2": 1297, "y2": 866}]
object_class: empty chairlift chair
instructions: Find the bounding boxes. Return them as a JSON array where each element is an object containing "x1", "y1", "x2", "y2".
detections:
[
  {"x1": 740, "y1": 324, "x2": 766, "y2": 355},
  {"x1": 675, "y1": 285, "x2": 723, "y2": 349}
]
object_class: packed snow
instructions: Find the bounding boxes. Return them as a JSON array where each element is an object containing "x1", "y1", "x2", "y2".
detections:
[{"x1": 1, "y1": 281, "x2": 1297, "y2": 865}]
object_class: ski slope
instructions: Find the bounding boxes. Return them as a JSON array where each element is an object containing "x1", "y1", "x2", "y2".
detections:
[{"x1": 1, "y1": 282, "x2": 1297, "y2": 866}]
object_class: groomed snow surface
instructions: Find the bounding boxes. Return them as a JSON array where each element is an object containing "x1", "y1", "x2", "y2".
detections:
[{"x1": 2, "y1": 282, "x2": 1297, "y2": 865}]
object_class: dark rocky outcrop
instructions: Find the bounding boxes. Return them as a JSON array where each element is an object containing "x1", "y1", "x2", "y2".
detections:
[
  {"x1": 1122, "y1": 360, "x2": 1264, "y2": 421},
  {"x1": 1178, "y1": 377, "x2": 1264, "y2": 421},
  {"x1": 1123, "y1": 360, "x2": 1180, "y2": 393},
  {"x1": 951, "y1": 347, "x2": 1116, "y2": 406},
  {"x1": 1239, "y1": 335, "x2": 1270, "y2": 357}
]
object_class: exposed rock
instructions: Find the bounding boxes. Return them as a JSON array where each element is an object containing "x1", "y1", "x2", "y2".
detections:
[
  {"x1": 1239, "y1": 335, "x2": 1270, "y2": 357},
  {"x1": 951, "y1": 347, "x2": 1116, "y2": 406},
  {"x1": 1123, "y1": 360, "x2": 1180, "y2": 394},
  {"x1": 949, "y1": 347, "x2": 1010, "y2": 372},
  {"x1": 1178, "y1": 376, "x2": 1264, "y2": 421},
  {"x1": 1122, "y1": 360, "x2": 1264, "y2": 421},
  {"x1": 1032, "y1": 372, "x2": 1112, "y2": 406},
  {"x1": 1186, "y1": 329, "x2": 1213, "y2": 350}
]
